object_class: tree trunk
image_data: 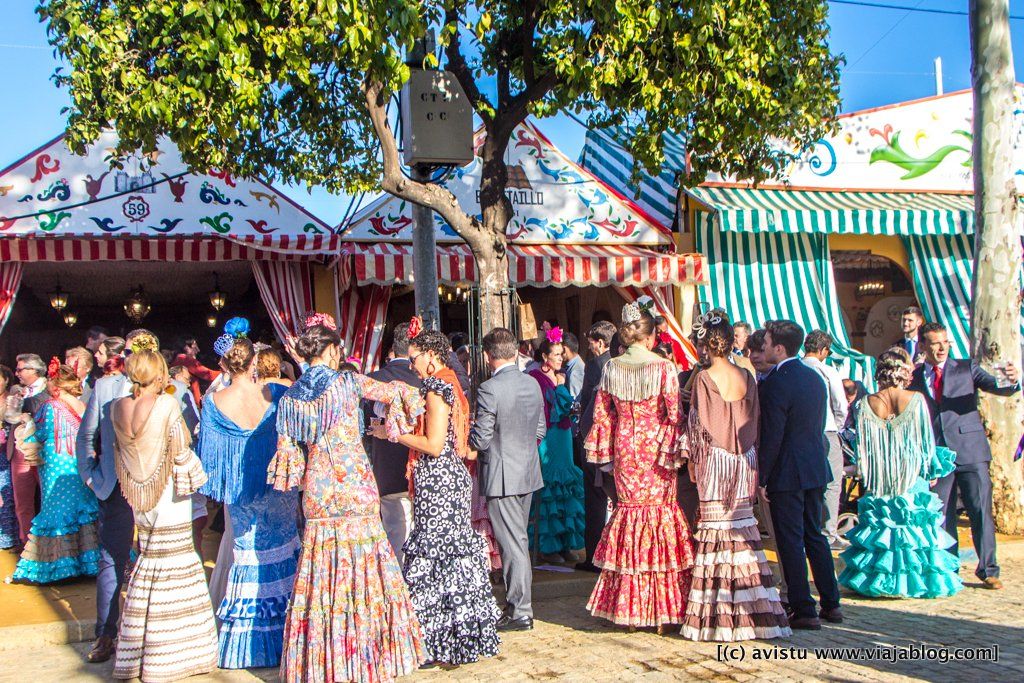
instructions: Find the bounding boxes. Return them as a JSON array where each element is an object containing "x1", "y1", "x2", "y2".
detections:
[
  {"x1": 969, "y1": 0, "x2": 1024, "y2": 534},
  {"x1": 471, "y1": 238, "x2": 512, "y2": 336}
]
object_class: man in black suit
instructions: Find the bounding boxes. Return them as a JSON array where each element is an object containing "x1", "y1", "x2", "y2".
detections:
[
  {"x1": 574, "y1": 320, "x2": 617, "y2": 573},
  {"x1": 910, "y1": 322, "x2": 1020, "y2": 590},
  {"x1": 365, "y1": 322, "x2": 421, "y2": 565},
  {"x1": 758, "y1": 320, "x2": 841, "y2": 630}
]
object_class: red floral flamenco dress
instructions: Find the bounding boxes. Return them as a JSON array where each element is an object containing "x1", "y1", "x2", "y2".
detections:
[{"x1": 583, "y1": 346, "x2": 694, "y2": 627}]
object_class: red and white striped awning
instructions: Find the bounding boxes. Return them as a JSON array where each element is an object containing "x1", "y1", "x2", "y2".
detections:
[
  {"x1": 0, "y1": 235, "x2": 339, "y2": 262},
  {"x1": 342, "y1": 242, "x2": 705, "y2": 287}
]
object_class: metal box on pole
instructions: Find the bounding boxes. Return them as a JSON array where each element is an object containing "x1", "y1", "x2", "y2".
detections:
[{"x1": 400, "y1": 71, "x2": 474, "y2": 167}]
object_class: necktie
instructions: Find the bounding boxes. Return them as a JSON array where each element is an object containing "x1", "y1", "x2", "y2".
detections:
[{"x1": 931, "y1": 365, "x2": 943, "y2": 401}]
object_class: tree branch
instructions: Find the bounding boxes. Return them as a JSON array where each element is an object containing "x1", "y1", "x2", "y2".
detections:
[
  {"x1": 494, "y1": 70, "x2": 558, "y2": 139},
  {"x1": 362, "y1": 79, "x2": 485, "y2": 248},
  {"x1": 521, "y1": 0, "x2": 538, "y2": 85},
  {"x1": 443, "y1": 3, "x2": 490, "y2": 121}
]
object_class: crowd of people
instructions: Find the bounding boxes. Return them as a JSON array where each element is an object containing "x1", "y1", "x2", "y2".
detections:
[{"x1": 0, "y1": 297, "x2": 1019, "y2": 682}]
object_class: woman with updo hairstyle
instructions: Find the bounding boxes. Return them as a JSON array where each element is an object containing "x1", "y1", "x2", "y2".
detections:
[
  {"x1": 526, "y1": 330, "x2": 585, "y2": 562},
  {"x1": 9, "y1": 360, "x2": 100, "y2": 585},
  {"x1": 195, "y1": 335, "x2": 300, "y2": 669},
  {"x1": 583, "y1": 297, "x2": 694, "y2": 632},
  {"x1": 256, "y1": 347, "x2": 292, "y2": 388},
  {"x1": 109, "y1": 349, "x2": 217, "y2": 681},
  {"x1": 837, "y1": 346, "x2": 962, "y2": 600},
  {"x1": 272, "y1": 313, "x2": 427, "y2": 680},
  {"x1": 95, "y1": 337, "x2": 126, "y2": 376},
  {"x1": 676, "y1": 313, "x2": 790, "y2": 642},
  {"x1": 372, "y1": 323, "x2": 501, "y2": 665}
]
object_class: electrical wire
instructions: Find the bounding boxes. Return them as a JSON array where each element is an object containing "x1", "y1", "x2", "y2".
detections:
[
  {"x1": 847, "y1": 0, "x2": 926, "y2": 68},
  {"x1": 829, "y1": 0, "x2": 1024, "y2": 20}
]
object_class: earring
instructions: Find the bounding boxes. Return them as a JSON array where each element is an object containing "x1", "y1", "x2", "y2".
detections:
[{"x1": 426, "y1": 361, "x2": 437, "y2": 376}]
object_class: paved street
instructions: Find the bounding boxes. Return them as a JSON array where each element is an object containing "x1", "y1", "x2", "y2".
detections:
[{"x1": 3, "y1": 544, "x2": 1022, "y2": 683}]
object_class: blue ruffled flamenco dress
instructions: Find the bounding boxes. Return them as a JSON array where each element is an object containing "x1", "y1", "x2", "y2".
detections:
[
  {"x1": 197, "y1": 383, "x2": 301, "y2": 669},
  {"x1": 839, "y1": 393, "x2": 963, "y2": 599}
]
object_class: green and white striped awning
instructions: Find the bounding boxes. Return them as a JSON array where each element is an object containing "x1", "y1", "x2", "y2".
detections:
[{"x1": 688, "y1": 186, "x2": 975, "y2": 236}]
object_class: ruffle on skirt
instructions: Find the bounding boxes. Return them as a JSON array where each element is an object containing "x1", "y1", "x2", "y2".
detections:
[
  {"x1": 681, "y1": 515, "x2": 790, "y2": 642},
  {"x1": 12, "y1": 516, "x2": 100, "y2": 584},
  {"x1": 280, "y1": 516, "x2": 424, "y2": 683},
  {"x1": 403, "y1": 529, "x2": 501, "y2": 665},
  {"x1": 529, "y1": 462, "x2": 585, "y2": 555},
  {"x1": 839, "y1": 487, "x2": 963, "y2": 599},
  {"x1": 587, "y1": 503, "x2": 694, "y2": 627}
]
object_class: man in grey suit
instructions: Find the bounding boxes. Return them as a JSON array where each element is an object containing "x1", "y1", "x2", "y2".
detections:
[
  {"x1": 470, "y1": 327, "x2": 546, "y2": 631},
  {"x1": 75, "y1": 329, "x2": 151, "y2": 663}
]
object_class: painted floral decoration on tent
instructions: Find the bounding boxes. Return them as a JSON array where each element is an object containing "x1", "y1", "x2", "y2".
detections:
[{"x1": 224, "y1": 316, "x2": 250, "y2": 339}]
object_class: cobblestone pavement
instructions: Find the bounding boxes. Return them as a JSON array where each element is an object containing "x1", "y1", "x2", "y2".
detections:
[{"x1": 3, "y1": 552, "x2": 1022, "y2": 682}]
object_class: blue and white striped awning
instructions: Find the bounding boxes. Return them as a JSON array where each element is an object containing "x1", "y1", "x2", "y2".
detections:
[{"x1": 688, "y1": 186, "x2": 975, "y2": 236}]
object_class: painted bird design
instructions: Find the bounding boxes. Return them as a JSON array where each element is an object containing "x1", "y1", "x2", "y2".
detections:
[
  {"x1": 249, "y1": 190, "x2": 280, "y2": 213},
  {"x1": 368, "y1": 214, "x2": 412, "y2": 235},
  {"x1": 514, "y1": 129, "x2": 546, "y2": 159},
  {"x1": 246, "y1": 219, "x2": 278, "y2": 234},
  {"x1": 0, "y1": 185, "x2": 13, "y2": 197}
]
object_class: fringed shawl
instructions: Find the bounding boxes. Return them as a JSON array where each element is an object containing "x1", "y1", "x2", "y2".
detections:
[
  {"x1": 276, "y1": 365, "x2": 348, "y2": 444},
  {"x1": 598, "y1": 345, "x2": 676, "y2": 402},
  {"x1": 114, "y1": 393, "x2": 206, "y2": 513},
  {"x1": 854, "y1": 392, "x2": 934, "y2": 498},
  {"x1": 198, "y1": 383, "x2": 285, "y2": 505}
]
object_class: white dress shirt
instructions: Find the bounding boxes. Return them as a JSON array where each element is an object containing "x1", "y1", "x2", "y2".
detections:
[{"x1": 802, "y1": 355, "x2": 849, "y2": 433}]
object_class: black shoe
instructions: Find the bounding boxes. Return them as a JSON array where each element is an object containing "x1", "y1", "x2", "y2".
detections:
[
  {"x1": 819, "y1": 607, "x2": 844, "y2": 624},
  {"x1": 497, "y1": 614, "x2": 534, "y2": 631},
  {"x1": 789, "y1": 615, "x2": 822, "y2": 630},
  {"x1": 574, "y1": 561, "x2": 601, "y2": 574}
]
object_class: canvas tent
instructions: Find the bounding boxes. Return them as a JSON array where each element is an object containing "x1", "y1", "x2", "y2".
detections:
[
  {"x1": 581, "y1": 89, "x2": 1024, "y2": 383},
  {"x1": 338, "y1": 120, "x2": 705, "y2": 370},
  {"x1": 0, "y1": 131, "x2": 338, "y2": 345}
]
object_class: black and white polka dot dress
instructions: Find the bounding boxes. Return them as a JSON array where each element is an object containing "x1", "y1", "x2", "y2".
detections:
[{"x1": 402, "y1": 376, "x2": 501, "y2": 664}]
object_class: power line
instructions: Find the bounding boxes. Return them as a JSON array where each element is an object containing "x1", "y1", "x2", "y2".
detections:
[
  {"x1": 847, "y1": 0, "x2": 926, "y2": 68},
  {"x1": 829, "y1": 0, "x2": 1024, "y2": 20}
]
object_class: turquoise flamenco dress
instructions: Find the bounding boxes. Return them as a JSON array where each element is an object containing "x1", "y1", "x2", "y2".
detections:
[
  {"x1": 839, "y1": 393, "x2": 962, "y2": 599},
  {"x1": 527, "y1": 370, "x2": 585, "y2": 556}
]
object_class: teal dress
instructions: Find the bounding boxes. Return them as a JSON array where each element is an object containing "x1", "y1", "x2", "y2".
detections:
[
  {"x1": 839, "y1": 393, "x2": 962, "y2": 599},
  {"x1": 12, "y1": 399, "x2": 100, "y2": 583},
  {"x1": 528, "y1": 370, "x2": 585, "y2": 556}
]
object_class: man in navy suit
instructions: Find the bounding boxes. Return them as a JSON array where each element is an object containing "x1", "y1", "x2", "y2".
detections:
[
  {"x1": 758, "y1": 320, "x2": 841, "y2": 629},
  {"x1": 895, "y1": 306, "x2": 926, "y2": 363},
  {"x1": 910, "y1": 322, "x2": 1020, "y2": 590}
]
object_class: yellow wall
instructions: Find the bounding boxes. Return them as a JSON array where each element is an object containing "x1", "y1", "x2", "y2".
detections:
[
  {"x1": 828, "y1": 234, "x2": 911, "y2": 277},
  {"x1": 311, "y1": 264, "x2": 338, "y2": 317}
]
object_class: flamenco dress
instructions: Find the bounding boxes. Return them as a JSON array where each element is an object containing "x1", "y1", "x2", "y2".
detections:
[
  {"x1": 839, "y1": 393, "x2": 963, "y2": 599},
  {"x1": 0, "y1": 426, "x2": 19, "y2": 549}
]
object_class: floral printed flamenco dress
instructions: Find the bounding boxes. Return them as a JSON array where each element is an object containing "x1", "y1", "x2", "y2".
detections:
[
  {"x1": 678, "y1": 371, "x2": 790, "y2": 642},
  {"x1": 839, "y1": 393, "x2": 962, "y2": 599},
  {"x1": 197, "y1": 383, "x2": 300, "y2": 669},
  {"x1": 270, "y1": 366, "x2": 426, "y2": 683},
  {"x1": 584, "y1": 346, "x2": 694, "y2": 627},
  {"x1": 11, "y1": 398, "x2": 100, "y2": 583},
  {"x1": 528, "y1": 370, "x2": 585, "y2": 557},
  {"x1": 402, "y1": 375, "x2": 501, "y2": 665}
]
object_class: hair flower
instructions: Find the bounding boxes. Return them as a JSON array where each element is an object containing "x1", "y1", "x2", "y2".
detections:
[
  {"x1": 128, "y1": 332, "x2": 158, "y2": 355},
  {"x1": 408, "y1": 316, "x2": 423, "y2": 339},
  {"x1": 303, "y1": 311, "x2": 337, "y2": 331},
  {"x1": 224, "y1": 316, "x2": 250, "y2": 339},
  {"x1": 47, "y1": 357, "x2": 61, "y2": 379},
  {"x1": 546, "y1": 326, "x2": 563, "y2": 344}
]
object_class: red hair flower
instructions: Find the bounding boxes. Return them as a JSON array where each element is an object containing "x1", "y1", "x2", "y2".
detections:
[
  {"x1": 47, "y1": 357, "x2": 61, "y2": 379},
  {"x1": 303, "y1": 311, "x2": 337, "y2": 331},
  {"x1": 408, "y1": 316, "x2": 423, "y2": 339},
  {"x1": 546, "y1": 326, "x2": 563, "y2": 344}
]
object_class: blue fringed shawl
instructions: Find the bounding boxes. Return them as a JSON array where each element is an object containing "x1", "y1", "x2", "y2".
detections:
[
  {"x1": 276, "y1": 365, "x2": 361, "y2": 444},
  {"x1": 198, "y1": 383, "x2": 287, "y2": 505}
]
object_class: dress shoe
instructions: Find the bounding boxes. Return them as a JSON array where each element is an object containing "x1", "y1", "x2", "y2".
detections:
[
  {"x1": 788, "y1": 615, "x2": 822, "y2": 631},
  {"x1": 87, "y1": 635, "x2": 116, "y2": 663},
  {"x1": 819, "y1": 607, "x2": 844, "y2": 624},
  {"x1": 982, "y1": 577, "x2": 1003, "y2": 590},
  {"x1": 574, "y1": 561, "x2": 601, "y2": 574},
  {"x1": 829, "y1": 538, "x2": 851, "y2": 551},
  {"x1": 497, "y1": 614, "x2": 534, "y2": 631}
]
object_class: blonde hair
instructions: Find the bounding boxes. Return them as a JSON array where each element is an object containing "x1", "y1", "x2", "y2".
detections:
[
  {"x1": 49, "y1": 364, "x2": 83, "y2": 398},
  {"x1": 256, "y1": 348, "x2": 282, "y2": 380},
  {"x1": 65, "y1": 346, "x2": 95, "y2": 374},
  {"x1": 618, "y1": 313, "x2": 656, "y2": 347},
  {"x1": 124, "y1": 350, "x2": 168, "y2": 397}
]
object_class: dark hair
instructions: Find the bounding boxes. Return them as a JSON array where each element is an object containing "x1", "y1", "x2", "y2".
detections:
[
  {"x1": 87, "y1": 326, "x2": 109, "y2": 339},
  {"x1": 223, "y1": 339, "x2": 256, "y2": 376},
  {"x1": 448, "y1": 332, "x2": 469, "y2": 350},
  {"x1": 920, "y1": 322, "x2": 946, "y2": 341},
  {"x1": 482, "y1": 327, "x2": 518, "y2": 361},
  {"x1": 619, "y1": 312, "x2": 657, "y2": 347},
  {"x1": 610, "y1": 332, "x2": 625, "y2": 358},
  {"x1": 339, "y1": 362, "x2": 359, "y2": 373},
  {"x1": 174, "y1": 335, "x2": 198, "y2": 353},
  {"x1": 876, "y1": 347, "x2": 913, "y2": 389},
  {"x1": 409, "y1": 329, "x2": 451, "y2": 363},
  {"x1": 562, "y1": 332, "x2": 580, "y2": 355},
  {"x1": 698, "y1": 317, "x2": 735, "y2": 358},
  {"x1": 653, "y1": 343, "x2": 674, "y2": 360},
  {"x1": 902, "y1": 306, "x2": 924, "y2": 319},
  {"x1": 391, "y1": 322, "x2": 411, "y2": 357},
  {"x1": 765, "y1": 320, "x2": 805, "y2": 357},
  {"x1": 0, "y1": 364, "x2": 14, "y2": 392},
  {"x1": 534, "y1": 338, "x2": 564, "y2": 363},
  {"x1": 586, "y1": 321, "x2": 617, "y2": 346},
  {"x1": 747, "y1": 329, "x2": 767, "y2": 353},
  {"x1": 803, "y1": 329, "x2": 834, "y2": 354},
  {"x1": 294, "y1": 324, "x2": 341, "y2": 362},
  {"x1": 100, "y1": 336, "x2": 126, "y2": 358},
  {"x1": 653, "y1": 315, "x2": 666, "y2": 326}
]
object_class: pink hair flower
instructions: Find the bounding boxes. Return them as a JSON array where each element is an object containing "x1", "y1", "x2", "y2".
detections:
[
  {"x1": 546, "y1": 326, "x2": 563, "y2": 344},
  {"x1": 303, "y1": 311, "x2": 337, "y2": 331}
]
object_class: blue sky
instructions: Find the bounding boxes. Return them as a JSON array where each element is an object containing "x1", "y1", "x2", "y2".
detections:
[{"x1": 2, "y1": 1, "x2": 1022, "y2": 224}]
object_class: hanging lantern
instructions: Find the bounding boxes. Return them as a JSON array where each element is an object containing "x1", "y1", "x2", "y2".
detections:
[
  {"x1": 48, "y1": 284, "x2": 69, "y2": 311},
  {"x1": 209, "y1": 272, "x2": 226, "y2": 311},
  {"x1": 124, "y1": 285, "x2": 152, "y2": 323},
  {"x1": 62, "y1": 311, "x2": 78, "y2": 328},
  {"x1": 206, "y1": 313, "x2": 218, "y2": 328}
]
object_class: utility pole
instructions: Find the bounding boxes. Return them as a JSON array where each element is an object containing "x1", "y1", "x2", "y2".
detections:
[
  {"x1": 969, "y1": 0, "x2": 1024, "y2": 534},
  {"x1": 410, "y1": 163, "x2": 441, "y2": 331}
]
